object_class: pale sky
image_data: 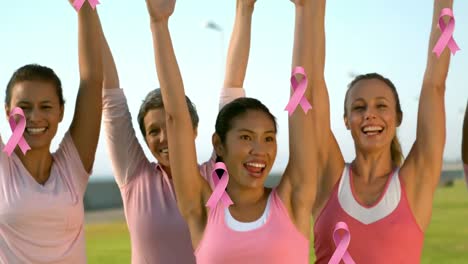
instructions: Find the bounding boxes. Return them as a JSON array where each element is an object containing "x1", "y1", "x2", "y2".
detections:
[{"x1": 1, "y1": 0, "x2": 467, "y2": 179}]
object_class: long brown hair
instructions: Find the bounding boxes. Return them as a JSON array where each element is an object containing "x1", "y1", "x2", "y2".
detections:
[{"x1": 344, "y1": 73, "x2": 404, "y2": 166}]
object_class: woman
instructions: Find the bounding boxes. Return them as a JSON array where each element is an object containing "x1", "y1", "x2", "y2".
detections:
[
  {"x1": 101, "y1": 0, "x2": 256, "y2": 262},
  {"x1": 145, "y1": 0, "x2": 318, "y2": 263},
  {"x1": 0, "y1": 2, "x2": 102, "y2": 263},
  {"x1": 310, "y1": 0, "x2": 453, "y2": 263}
]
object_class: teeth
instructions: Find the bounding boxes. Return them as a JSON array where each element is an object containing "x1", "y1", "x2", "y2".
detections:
[
  {"x1": 27, "y1": 128, "x2": 46, "y2": 134},
  {"x1": 363, "y1": 126, "x2": 383, "y2": 132},
  {"x1": 160, "y1": 148, "x2": 168, "y2": 154},
  {"x1": 245, "y1": 162, "x2": 266, "y2": 168}
]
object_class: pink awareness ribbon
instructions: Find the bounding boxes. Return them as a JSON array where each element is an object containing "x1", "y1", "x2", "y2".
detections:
[
  {"x1": 432, "y1": 8, "x2": 460, "y2": 57},
  {"x1": 73, "y1": 0, "x2": 100, "y2": 11},
  {"x1": 463, "y1": 164, "x2": 468, "y2": 189},
  {"x1": 328, "y1": 222, "x2": 355, "y2": 264},
  {"x1": 284, "y1": 66, "x2": 312, "y2": 116},
  {"x1": 206, "y1": 162, "x2": 233, "y2": 209},
  {"x1": 3, "y1": 107, "x2": 30, "y2": 156}
]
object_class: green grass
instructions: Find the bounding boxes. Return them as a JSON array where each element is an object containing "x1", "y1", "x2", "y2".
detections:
[{"x1": 86, "y1": 180, "x2": 468, "y2": 263}]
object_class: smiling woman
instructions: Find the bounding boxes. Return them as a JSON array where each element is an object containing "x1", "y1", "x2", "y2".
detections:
[
  {"x1": 0, "y1": 2, "x2": 102, "y2": 263},
  {"x1": 145, "y1": 0, "x2": 318, "y2": 262},
  {"x1": 100, "y1": 0, "x2": 250, "y2": 262},
  {"x1": 6, "y1": 67, "x2": 65, "y2": 156},
  {"x1": 311, "y1": 0, "x2": 454, "y2": 263}
]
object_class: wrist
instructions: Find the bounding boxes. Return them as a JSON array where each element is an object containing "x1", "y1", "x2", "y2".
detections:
[
  {"x1": 236, "y1": 1, "x2": 255, "y2": 14},
  {"x1": 150, "y1": 18, "x2": 169, "y2": 29}
]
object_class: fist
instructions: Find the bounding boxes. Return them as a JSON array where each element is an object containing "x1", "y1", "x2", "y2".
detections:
[{"x1": 145, "y1": 0, "x2": 176, "y2": 22}]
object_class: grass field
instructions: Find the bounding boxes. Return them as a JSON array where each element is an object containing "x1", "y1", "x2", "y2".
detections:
[{"x1": 85, "y1": 180, "x2": 468, "y2": 263}]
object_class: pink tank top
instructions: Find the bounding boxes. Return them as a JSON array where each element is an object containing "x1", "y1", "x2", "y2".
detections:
[
  {"x1": 314, "y1": 165, "x2": 424, "y2": 264},
  {"x1": 195, "y1": 189, "x2": 309, "y2": 264}
]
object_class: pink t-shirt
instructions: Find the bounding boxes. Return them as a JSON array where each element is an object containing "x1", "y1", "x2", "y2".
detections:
[
  {"x1": 0, "y1": 132, "x2": 89, "y2": 263},
  {"x1": 102, "y1": 88, "x2": 245, "y2": 264},
  {"x1": 195, "y1": 189, "x2": 309, "y2": 264}
]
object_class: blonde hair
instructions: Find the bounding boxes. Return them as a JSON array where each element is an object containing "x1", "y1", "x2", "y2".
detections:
[{"x1": 344, "y1": 73, "x2": 404, "y2": 166}]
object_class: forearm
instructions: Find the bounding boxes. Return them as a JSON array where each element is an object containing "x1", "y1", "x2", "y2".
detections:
[
  {"x1": 99, "y1": 14, "x2": 120, "y2": 89},
  {"x1": 78, "y1": 5, "x2": 103, "y2": 85},
  {"x1": 149, "y1": 18, "x2": 204, "y2": 215},
  {"x1": 423, "y1": 0, "x2": 453, "y2": 89},
  {"x1": 223, "y1": 1, "x2": 254, "y2": 88},
  {"x1": 150, "y1": 20, "x2": 189, "y2": 119}
]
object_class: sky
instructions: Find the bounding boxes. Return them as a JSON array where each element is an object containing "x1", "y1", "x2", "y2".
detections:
[{"x1": 1, "y1": 0, "x2": 467, "y2": 180}]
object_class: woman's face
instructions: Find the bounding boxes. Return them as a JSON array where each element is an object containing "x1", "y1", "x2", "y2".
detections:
[
  {"x1": 143, "y1": 107, "x2": 197, "y2": 171},
  {"x1": 344, "y1": 79, "x2": 400, "y2": 154},
  {"x1": 214, "y1": 110, "x2": 277, "y2": 189},
  {"x1": 6, "y1": 80, "x2": 64, "y2": 151}
]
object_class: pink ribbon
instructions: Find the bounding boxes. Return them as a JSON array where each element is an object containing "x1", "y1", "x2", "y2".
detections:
[
  {"x1": 464, "y1": 164, "x2": 468, "y2": 189},
  {"x1": 206, "y1": 162, "x2": 233, "y2": 209},
  {"x1": 328, "y1": 222, "x2": 355, "y2": 264},
  {"x1": 3, "y1": 107, "x2": 30, "y2": 156},
  {"x1": 284, "y1": 66, "x2": 312, "y2": 116},
  {"x1": 73, "y1": 0, "x2": 100, "y2": 11},
  {"x1": 432, "y1": 8, "x2": 460, "y2": 57}
]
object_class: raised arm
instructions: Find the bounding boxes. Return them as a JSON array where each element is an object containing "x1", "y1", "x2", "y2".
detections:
[
  {"x1": 284, "y1": 0, "x2": 344, "y2": 217},
  {"x1": 100, "y1": 16, "x2": 120, "y2": 89},
  {"x1": 402, "y1": 0, "x2": 453, "y2": 230},
  {"x1": 462, "y1": 101, "x2": 468, "y2": 164},
  {"x1": 277, "y1": 0, "x2": 323, "y2": 235},
  {"x1": 145, "y1": 0, "x2": 210, "y2": 225},
  {"x1": 98, "y1": 10, "x2": 149, "y2": 186},
  {"x1": 223, "y1": 0, "x2": 256, "y2": 89},
  {"x1": 69, "y1": 3, "x2": 103, "y2": 173}
]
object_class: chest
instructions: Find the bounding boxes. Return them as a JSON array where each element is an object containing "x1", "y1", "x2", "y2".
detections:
[{"x1": 0, "y1": 161, "x2": 83, "y2": 236}]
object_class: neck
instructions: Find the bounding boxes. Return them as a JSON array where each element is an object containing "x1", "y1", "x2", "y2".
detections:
[
  {"x1": 15, "y1": 147, "x2": 53, "y2": 185},
  {"x1": 226, "y1": 182, "x2": 268, "y2": 207},
  {"x1": 352, "y1": 148, "x2": 394, "y2": 183}
]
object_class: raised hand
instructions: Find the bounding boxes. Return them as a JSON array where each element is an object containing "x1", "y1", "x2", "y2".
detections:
[{"x1": 145, "y1": 0, "x2": 176, "y2": 23}]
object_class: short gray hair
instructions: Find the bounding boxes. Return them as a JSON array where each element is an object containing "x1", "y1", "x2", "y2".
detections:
[{"x1": 137, "y1": 88, "x2": 199, "y2": 138}]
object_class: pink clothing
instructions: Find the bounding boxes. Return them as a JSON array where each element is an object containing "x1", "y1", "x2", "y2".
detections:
[
  {"x1": 195, "y1": 189, "x2": 309, "y2": 264},
  {"x1": 314, "y1": 165, "x2": 424, "y2": 264},
  {"x1": 0, "y1": 132, "x2": 89, "y2": 263},
  {"x1": 102, "y1": 88, "x2": 245, "y2": 264}
]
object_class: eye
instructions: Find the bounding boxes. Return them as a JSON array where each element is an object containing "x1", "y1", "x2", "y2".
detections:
[
  {"x1": 240, "y1": 135, "x2": 251, "y2": 141},
  {"x1": 41, "y1": 105, "x2": 52, "y2": 110},
  {"x1": 377, "y1": 104, "x2": 387, "y2": 108},
  {"x1": 18, "y1": 105, "x2": 30, "y2": 111},
  {"x1": 265, "y1": 136, "x2": 275, "y2": 142},
  {"x1": 353, "y1": 105, "x2": 364, "y2": 111},
  {"x1": 149, "y1": 129, "x2": 160, "y2": 136}
]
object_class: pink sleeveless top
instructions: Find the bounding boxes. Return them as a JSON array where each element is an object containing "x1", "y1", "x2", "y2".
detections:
[
  {"x1": 314, "y1": 165, "x2": 424, "y2": 264},
  {"x1": 195, "y1": 189, "x2": 309, "y2": 264}
]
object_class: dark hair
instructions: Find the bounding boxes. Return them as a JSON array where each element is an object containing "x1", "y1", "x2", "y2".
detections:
[
  {"x1": 215, "y1": 97, "x2": 277, "y2": 144},
  {"x1": 137, "y1": 88, "x2": 199, "y2": 137},
  {"x1": 344, "y1": 73, "x2": 404, "y2": 166},
  {"x1": 5, "y1": 64, "x2": 65, "y2": 106}
]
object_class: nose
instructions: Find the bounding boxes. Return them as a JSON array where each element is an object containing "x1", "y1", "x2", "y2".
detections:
[
  {"x1": 364, "y1": 108, "x2": 377, "y2": 120},
  {"x1": 159, "y1": 129, "x2": 167, "y2": 143},
  {"x1": 27, "y1": 107, "x2": 42, "y2": 123},
  {"x1": 249, "y1": 140, "x2": 267, "y2": 156}
]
